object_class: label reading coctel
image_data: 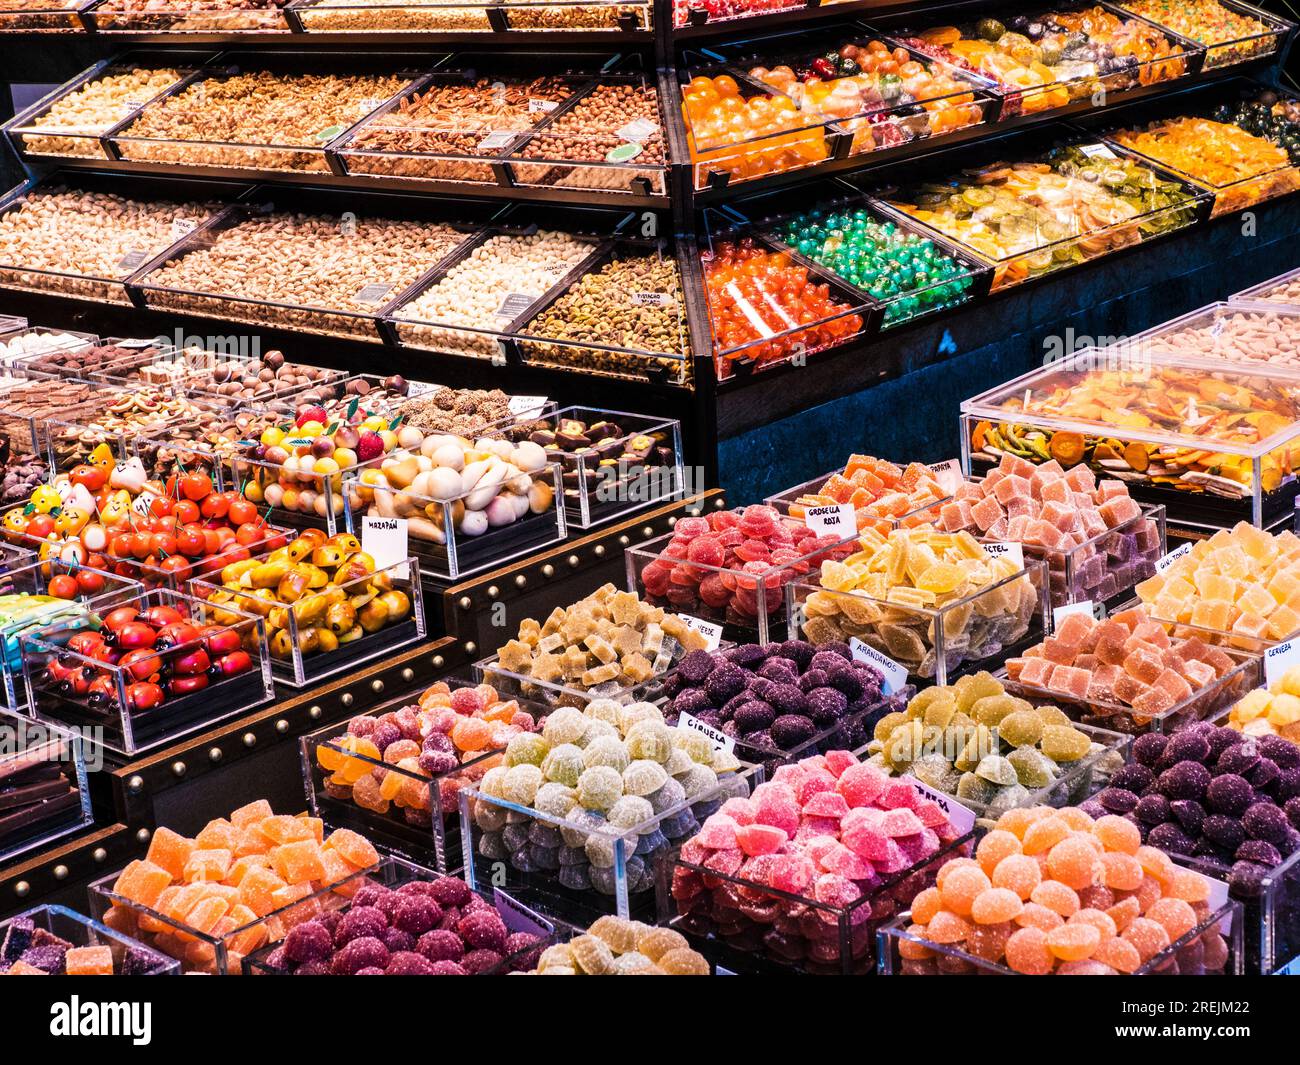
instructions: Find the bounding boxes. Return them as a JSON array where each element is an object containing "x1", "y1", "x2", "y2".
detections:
[
  {"x1": 1154, "y1": 541, "x2": 1192, "y2": 574},
  {"x1": 982, "y1": 541, "x2": 1024, "y2": 567},
  {"x1": 361, "y1": 515, "x2": 409, "y2": 580},
  {"x1": 493, "y1": 888, "x2": 553, "y2": 937},
  {"x1": 1265, "y1": 638, "x2": 1300, "y2": 687},
  {"x1": 679, "y1": 614, "x2": 723, "y2": 651},
  {"x1": 900, "y1": 775, "x2": 977, "y2": 834},
  {"x1": 849, "y1": 637, "x2": 908, "y2": 695},
  {"x1": 803, "y1": 502, "x2": 856, "y2": 538},
  {"x1": 677, "y1": 712, "x2": 735, "y2": 754}
]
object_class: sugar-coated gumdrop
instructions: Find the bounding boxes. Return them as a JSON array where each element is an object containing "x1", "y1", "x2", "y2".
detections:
[
  {"x1": 1016, "y1": 902, "x2": 1065, "y2": 932},
  {"x1": 976, "y1": 830, "x2": 1023, "y2": 876},
  {"x1": 1045, "y1": 921, "x2": 1100, "y2": 961},
  {"x1": 1005, "y1": 926, "x2": 1054, "y2": 975},
  {"x1": 991, "y1": 854, "x2": 1042, "y2": 900},
  {"x1": 1094, "y1": 935, "x2": 1142, "y2": 973},
  {"x1": 1046, "y1": 836, "x2": 1102, "y2": 890},
  {"x1": 1147, "y1": 897, "x2": 1197, "y2": 941},
  {"x1": 926, "y1": 910, "x2": 972, "y2": 944},
  {"x1": 1123, "y1": 916, "x2": 1171, "y2": 962},
  {"x1": 971, "y1": 887, "x2": 1024, "y2": 925},
  {"x1": 736, "y1": 823, "x2": 788, "y2": 857},
  {"x1": 1030, "y1": 879, "x2": 1080, "y2": 918},
  {"x1": 911, "y1": 886, "x2": 943, "y2": 924},
  {"x1": 939, "y1": 864, "x2": 991, "y2": 917}
]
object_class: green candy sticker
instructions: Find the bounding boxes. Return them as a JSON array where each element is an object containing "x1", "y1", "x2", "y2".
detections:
[{"x1": 606, "y1": 142, "x2": 643, "y2": 164}]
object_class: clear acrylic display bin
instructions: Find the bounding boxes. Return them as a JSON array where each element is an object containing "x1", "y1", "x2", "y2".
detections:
[
  {"x1": 877, "y1": 899, "x2": 1243, "y2": 974},
  {"x1": 193, "y1": 554, "x2": 425, "y2": 688},
  {"x1": 0, "y1": 558, "x2": 142, "y2": 712},
  {"x1": 666, "y1": 685, "x2": 912, "y2": 781},
  {"x1": 343, "y1": 460, "x2": 566, "y2": 582},
  {"x1": 877, "y1": 134, "x2": 1211, "y2": 292},
  {"x1": 627, "y1": 517, "x2": 861, "y2": 645},
  {"x1": 1176, "y1": 850, "x2": 1300, "y2": 975},
  {"x1": 3, "y1": 54, "x2": 200, "y2": 163},
  {"x1": 0, "y1": 325, "x2": 98, "y2": 369},
  {"x1": 865, "y1": 720, "x2": 1131, "y2": 826},
  {"x1": 790, "y1": 559, "x2": 1049, "y2": 686},
  {"x1": 658, "y1": 824, "x2": 974, "y2": 974},
  {"x1": 485, "y1": 405, "x2": 685, "y2": 527},
  {"x1": 1233, "y1": 265, "x2": 1300, "y2": 306},
  {"x1": 220, "y1": 450, "x2": 365, "y2": 537},
  {"x1": 0, "y1": 0, "x2": 94, "y2": 31},
  {"x1": 765, "y1": 468, "x2": 950, "y2": 535},
  {"x1": 22, "y1": 588, "x2": 274, "y2": 757},
  {"x1": 243, "y1": 854, "x2": 552, "y2": 974},
  {"x1": 503, "y1": 74, "x2": 668, "y2": 197},
  {"x1": 1004, "y1": 502, "x2": 1167, "y2": 610},
  {"x1": 461, "y1": 761, "x2": 762, "y2": 924},
  {"x1": 996, "y1": 651, "x2": 1262, "y2": 734},
  {"x1": 0, "y1": 904, "x2": 180, "y2": 975},
  {"x1": 90, "y1": 847, "x2": 379, "y2": 975},
  {"x1": 1131, "y1": 300, "x2": 1300, "y2": 370},
  {"x1": 101, "y1": 523, "x2": 294, "y2": 596},
  {"x1": 289, "y1": 0, "x2": 494, "y2": 33},
  {"x1": 84, "y1": 0, "x2": 295, "y2": 31},
  {"x1": 333, "y1": 58, "x2": 595, "y2": 185},
  {"x1": 1113, "y1": 0, "x2": 1292, "y2": 70},
  {"x1": 894, "y1": 3, "x2": 1201, "y2": 122},
  {"x1": 0, "y1": 714, "x2": 92, "y2": 865},
  {"x1": 513, "y1": 241, "x2": 694, "y2": 385},
  {"x1": 498, "y1": 0, "x2": 649, "y2": 31},
  {"x1": 961, "y1": 348, "x2": 1300, "y2": 532},
  {"x1": 110, "y1": 54, "x2": 424, "y2": 174},
  {"x1": 301, "y1": 682, "x2": 555, "y2": 873}
]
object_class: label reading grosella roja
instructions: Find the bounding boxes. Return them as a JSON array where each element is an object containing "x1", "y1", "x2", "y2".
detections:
[
  {"x1": 116, "y1": 248, "x2": 150, "y2": 272},
  {"x1": 507, "y1": 395, "x2": 548, "y2": 418},
  {"x1": 928, "y1": 458, "x2": 963, "y2": 495},
  {"x1": 677, "y1": 711, "x2": 734, "y2": 755},
  {"x1": 353, "y1": 282, "x2": 393, "y2": 305},
  {"x1": 849, "y1": 637, "x2": 907, "y2": 696},
  {"x1": 616, "y1": 117, "x2": 657, "y2": 144},
  {"x1": 496, "y1": 292, "x2": 538, "y2": 319},
  {"x1": 478, "y1": 130, "x2": 515, "y2": 152},
  {"x1": 1154, "y1": 541, "x2": 1193, "y2": 575},
  {"x1": 803, "y1": 502, "x2": 855, "y2": 539},
  {"x1": 361, "y1": 515, "x2": 409, "y2": 580},
  {"x1": 493, "y1": 888, "x2": 553, "y2": 937},
  {"x1": 527, "y1": 98, "x2": 558, "y2": 114},
  {"x1": 982, "y1": 540, "x2": 1024, "y2": 567},
  {"x1": 678, "y1": 613, "x2": 723, "y2": 651},
  {"x1": 900, "y1": 775, "x2": 977, "y2": 835},
  {"x1": 631, "y1": 291, "x2": 671, "y2": 307}
]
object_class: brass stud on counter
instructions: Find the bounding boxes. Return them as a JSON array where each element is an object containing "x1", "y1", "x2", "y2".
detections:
[
  {"x1": 92, "y1": 848, "x2": 107, "y2": 863},
  {"x1": 400, "y1": 668, "x2": 414, "y2": 683},
  {"x1": 642, "y1": 526, "x2": 654, "y2": 537},
  {"x1": 341, "y1": 693, "x2": 354, "y2": 708},
  {"x1": 567, "y1": 555, "x2": 580, "y2": 568},
  {"x1": 127, "y1": 775, "x2": 144, "y2": 794},
  {"x1": 276, "y1": 719, "x2": 289, "y2": 734},
  {"x1": 487, "y1": 585, "x2": 499, "y2": 599},
  {"x1": 594, "y1": 545, "x2": 606, "y2": 557},
  {"x1": 171, "y1": 761, "x2": 186, "y2": 778},
  {"x1": 309, "y1": 705, "x2": 322, "y2": 720},
  {"x1": 542, "y1": 564, "x2": 554, "y2": 578},
  {"x1": 714, "y1": 498, "x2": 726, "y2": 509},
  {"x1": 668, "y1": 517, "x2": 677, "y2": 527},
  {"x1": 208, "y1": 747, "x2": 223, "y2": 764},
  {"x1": 370, "y1": 680, "x2": 384, "y2": 694},
  {"x1": 53, "y1": 865, "x2": 68, "y2": 881},
  {"x1": 14, "y1": 881, "x2": 29, "y2": 898},
  {"x1": 135, "y1": 829, "x2": 150, "y2": 844},
  {"x1": 618, "y1": 535, "x2": 629, "y2": 546},
  {"x1": 432, "y1": 655, "x2": 445, "y2": 669},
  {"x1": 458, "y1": 596, "x2": 472, "y2": 610},
  {"x1": 243, "y1": 733, "x2": 257, "y2": 748},
  {"x1": 687, "y1": 508, "x2": 701, "y2": 517},
  {"x1": 464, "y1": 642, "x2": 477, "y2": 656},
  {"x1": 515, "y1": 575, "x2": 526, "y2": 588}
]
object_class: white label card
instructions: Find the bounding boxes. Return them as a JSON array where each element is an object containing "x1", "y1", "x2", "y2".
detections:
[
  {"x1": 849, "y1": 637, "x2": 908, "y2": 695},
  {"x1": 353, "y1": 282, "x2": 394, "y2": 305},
  {"x1": 404, "y1": 380, "x2": 439, "y2": 398},
  {"x1": 528, "y1": 98, "x2": 558, "y2": 113},
  {"x1": 170, "y1": 218, "x2": 197, "y2": 242},
  {"x1": 507, "y1": 395, "x2": 548, "y2": 418},
  {"x1": 130, "y1": 489, "x2": 160, "y2": 518},
  {"x1": 982, "y1": 541, "x2": 1024, "y2": 567},
  {"x1": 479, "y1": 131, "x2": 515, "y2": 151},
  {"x1": 928, "y1": 458, "x2": 963, "y2": 495},
  {"x1": 632, "y1": 291, "x2": 671, "y2": 306},
  {"x1": 1154, "y1": 541, "x2": 1193, "y2": 574},
  {"x1": 1265, "y1": 637, "x2": 1300, "y2": 687},
  {"x1": 679, "y1": 613, "x2": 723, "y2": 651},
  {"x1": 1079, "y1": 142, "x2": 1118, "y2": 159},
  {"x1": 803, "y1": 502, "x2": 856, "y2": 538},
  {"x1": 493, "y1": 888, "x2": 553, "y2": 937},
  {"x1": 361, "y1": 515, "x2": 409, "y2": 580},
  {"x1": 615, "y1": 117, "x2": 657, "y2": 143},
  {"x1": 678, "y1": 711, "x2": 734, "y2": 754},
  {"x1": 901, "y1": 775, "x2": 977, "y2": 835}
]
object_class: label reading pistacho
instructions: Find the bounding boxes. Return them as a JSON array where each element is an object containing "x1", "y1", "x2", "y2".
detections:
[
  {"x1": 170, "y1": 218, "x2": 197, "y2": 242},
  {"x1": 353, "y1": 282, "x2": 394, "y2": 305},
  {"x1": 631, "y1": 291, "x2": 671, "y2": 306}
]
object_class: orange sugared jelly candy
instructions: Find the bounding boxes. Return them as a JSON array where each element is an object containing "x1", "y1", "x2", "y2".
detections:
[
  {"x1": 195, "y1": 819, "x2": 240, "y2": 852},
  {"x1": 113, "y1": 859, "x2": 173, "y2": 909},
  {"x1": 183, "y1": 848, "x2": 233, "y2": 883},
  {"x1": 238, "y1": 866, "x2": 288, "y2": 916},
  {"x1": 145, "y1": 826, "x2": 195, "y2": 881},
  {"x1": 64, "y1": 946, "x2": 114, "y2": 975},
  {"x1": 270, "y1": 840, "x2": 327, "y2": 885},
  {"x1": 229, "y1": 799, "x2": 274, "y2": 830},
  {"x1": 324, "y1": 828, "x2": 380, "y2": 870},
  {"x1": 257, "y1": 814, "x2": 317, "y2": 846}
]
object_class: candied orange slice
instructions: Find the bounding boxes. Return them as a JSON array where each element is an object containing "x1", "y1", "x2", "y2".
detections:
[{"x1": 917, "y1": 562, "x2": 965, "y2": 596}]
